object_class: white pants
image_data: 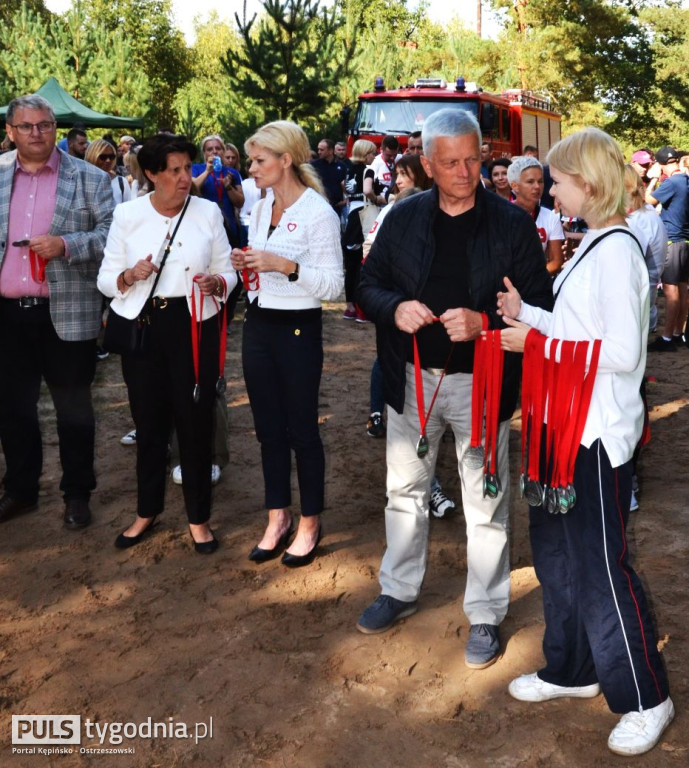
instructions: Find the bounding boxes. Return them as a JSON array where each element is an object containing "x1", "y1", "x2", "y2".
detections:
[{"x1": 379, "y1": 365, "x2": 511, "y2": 626}]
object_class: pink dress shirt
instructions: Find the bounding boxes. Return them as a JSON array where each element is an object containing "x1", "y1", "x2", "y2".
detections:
[{"x1": 0, "y1": 148, "x2": 61, "y2": 298}]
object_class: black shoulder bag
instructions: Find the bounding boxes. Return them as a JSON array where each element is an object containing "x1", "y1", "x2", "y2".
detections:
[{"x1": 104, "y1": 197, "x2": 190, "y2": 355}]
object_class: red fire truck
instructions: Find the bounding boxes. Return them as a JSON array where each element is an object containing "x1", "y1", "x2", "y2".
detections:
[{"x1": 345, "y1": 77, "x2": 561, "y2": 161}]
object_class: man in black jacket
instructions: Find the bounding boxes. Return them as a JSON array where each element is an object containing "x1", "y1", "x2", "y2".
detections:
[{"x1": 355, "y1": 109, "x2": 553, "y2": 668}]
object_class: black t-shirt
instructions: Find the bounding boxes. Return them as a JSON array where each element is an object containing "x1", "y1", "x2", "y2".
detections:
[
  {"x1": 310, "y1": 158, "x2": 347, "y2": 207},
  {"x1": 408, "y1": 207, "x2": 476, "y2": 373}
]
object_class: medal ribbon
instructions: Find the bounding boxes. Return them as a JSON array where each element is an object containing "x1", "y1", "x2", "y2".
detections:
[
  {"x1": 240, "y1": 246, "x2": 259, "y2": 291},
  {"x1": 216, "y1": 276, "x2": 228, "y2": 385},
  {"x1": 190, "y1": 277, "x2": 204, "y2": 402},
  {"x1": 549, "y1": 340, "x2": 576, "y2": 489},
  {"x1": 470, "y1": 313, "x2": 490, "y2": 450},
  {"x1": 483, "y1": 330, "x2": 504, "y2": 476},
  {"x1": 543, "y1": 338, "x2": 561, "y2": 489},
  {"x1": 521, "y1": 329, "x2": 546, "y2": 481},
  {"x1": 563, "y1": 339, "x2": 601, "y2": 487},
  {"x1": 412, "y1": 331, "x2": 454, "y2": 447},
  {"x1": 29, "y1": 249, "x2": 46, "y2": 283}
]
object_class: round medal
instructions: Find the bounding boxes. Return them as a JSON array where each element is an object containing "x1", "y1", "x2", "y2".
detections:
[
  {"x1": 524, "y1": 480, "x2": 544, "y2": 507},
  {"x1": 483, "y1": 472, "x2": 501, "y2": 500},
  {"x1": 463, "y1": 445, "x2": 485, "y2": 470},
  {"x1": 193, "y1": 384, "x2": 200, "y2": 404},
  {"x1": 416, "y1": 435, "x2": 429, "y2": 459},
  {"x1": 557, "y1": 486, "x2": 571, "y2": 514},
  {"x1": 565, "y1": 483, "x2": 577, "y2": 509},
  {"x1": 215, "y1": 376, "x2": 227, "y2": 396},
  {"x1": 545, "y1": 486, "x2": 559, "y2": 515}
]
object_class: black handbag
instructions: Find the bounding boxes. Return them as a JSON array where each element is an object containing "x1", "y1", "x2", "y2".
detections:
[{"x1": 103, "y1": 197, "x2": 190, "y2": 355}]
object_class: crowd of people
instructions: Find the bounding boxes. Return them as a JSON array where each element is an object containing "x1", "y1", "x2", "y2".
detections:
[{"x1": 0, "y1": 91, "x2": 678, "y2": 757}]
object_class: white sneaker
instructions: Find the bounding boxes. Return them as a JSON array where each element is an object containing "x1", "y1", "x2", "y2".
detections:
[
  {"x1": 608, "y1": 697, "x2": 674, "y2": 756},
  {"x1": 630, "y1": 489, "x2": 639, "y2": 512},
  {"x1": 508, "y1": 672, "x2": 601, "y2": 702},
  {"x1": 171, "y1": 464, "x2": 221, "y2": 486},
  {"x1": 120, "y1": 429, "x2": 137, "y2": 446},
  {"x1": 429, "y1": 487, "x2": 456, "y2": 518}
]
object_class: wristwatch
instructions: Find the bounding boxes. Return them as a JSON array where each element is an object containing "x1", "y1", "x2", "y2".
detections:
[{"x1": 287, "y1": 262, "x2": 300, "y2": 282}]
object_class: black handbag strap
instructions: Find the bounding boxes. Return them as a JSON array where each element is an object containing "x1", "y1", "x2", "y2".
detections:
[
  {"x1": 554, "y1": 227, "x2": 643, "y2": 303},
  {"x1": 146, "y1": 195, "x2": 191, "y2": 302}
]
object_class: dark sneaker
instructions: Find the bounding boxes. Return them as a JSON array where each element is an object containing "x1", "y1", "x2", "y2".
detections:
[
  {"x1": 356, "y1": 595, "x2": 417, "y2": 634},
  {"x1": 647, "y1": 337, "x2": 676, "y2": 353},
  {"x1": 465, "y1": 623, "x2": 500, "y2": 668},
  {"x1": 429, "y1": 486, "x2": 456, "y2": 518},
  {"x1": 366, "y1": 412, "x2": 385, "y2": 438}
]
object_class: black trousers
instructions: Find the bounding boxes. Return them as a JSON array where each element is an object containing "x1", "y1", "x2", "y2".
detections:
[
  {"x1": 0, "y1": 299, "x2": 96, "y2": 503},
  {"x1": 530, "y1": 440, "x2": 669, "y2": 713},
  {"x1": 242, "y1": 301, "x2": 325, "y2": 517},
  {"x1": 121, "y1": 299, "x2": 218, "y2": 524}
]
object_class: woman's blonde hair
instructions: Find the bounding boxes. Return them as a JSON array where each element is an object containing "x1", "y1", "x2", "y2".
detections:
[
  {"x1": 351, "y1": 139, "x2": 377, "y2": 164},
  {"x1": 546, "y1": 127, "x2": 626, "y2": 225},
  {"x1": 224, "y1": 141, "x2": 241, "y2": 169},
  {"x1": 84, "y1": 138, "x2": 114, "y2": 167},
  {"x1": 624, "y1": 164, "x2": 646, "y2": 213},
  {"x1": 245, "y1": 120, "x2": 325, "y2": 198}
]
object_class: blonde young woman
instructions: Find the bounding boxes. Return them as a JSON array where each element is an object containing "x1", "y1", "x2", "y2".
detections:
[
  {"x1": 499, "y1": 128, "x2": 673, "y2": 756},
  {"x1": 230, "y1": 121, "x2": 343, "y2": 567},
  {"x1": 624, "y1": 164, "x2": 667, "y2": 334},
  {"x1": 85, "y1": 138, "x2": 131, "y2": 205}
]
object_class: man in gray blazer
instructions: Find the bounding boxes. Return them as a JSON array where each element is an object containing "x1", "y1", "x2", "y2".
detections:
[{"x1": 0, "y1": 94, "x2": 113, "y2": 529}]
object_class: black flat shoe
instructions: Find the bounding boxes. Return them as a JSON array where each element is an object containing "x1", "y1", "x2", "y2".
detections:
[
  {"x1": 115, "y1": 515, "x2": 159, "y2": 549},
  {"x1": 248, "y1": 524, "x2": 293, "y2": 563},
  {"x1": 281, "y1": 526, "x2": 322, "y2": 568},
  {"x1": 191, "y1": 529, "x2": 219, "y2": 554}
]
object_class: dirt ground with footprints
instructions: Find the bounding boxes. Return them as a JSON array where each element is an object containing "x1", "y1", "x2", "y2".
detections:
[{"x1": 1, "y1": 300, "x2": 687, "y2": 767}]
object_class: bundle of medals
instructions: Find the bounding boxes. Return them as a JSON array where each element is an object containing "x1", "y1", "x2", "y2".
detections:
[
  {"x1": 190, "y1": 275, "x2": 228, "y2": 404},
  {"x1": 465, "y1": 321, "x2": 505, "y2": 499},
  {"x1": 520, "y1": 329, "x2": 601, "y2": 514}
]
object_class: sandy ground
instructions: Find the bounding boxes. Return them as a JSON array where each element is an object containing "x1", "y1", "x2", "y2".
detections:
[{"x1": 0, "y1": 300, "x2": 687, "y2": 768}]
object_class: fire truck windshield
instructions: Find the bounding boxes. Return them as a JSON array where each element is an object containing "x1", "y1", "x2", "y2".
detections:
[{"x1": 354, "y1": 99, "x2": 479, "y2": 135}]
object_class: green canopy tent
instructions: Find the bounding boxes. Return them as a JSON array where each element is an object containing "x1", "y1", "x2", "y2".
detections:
[{"x1": 0, "y1": 77, "x2": 145, "y2": 129}]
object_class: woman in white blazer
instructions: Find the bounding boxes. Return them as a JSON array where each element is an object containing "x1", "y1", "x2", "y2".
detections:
[
  {"x1": 230, "y1": 121, "x2": 343, "y2": 568},
  {"x1": 98, "y1": 134, "x2": 236, "y2": 554}
]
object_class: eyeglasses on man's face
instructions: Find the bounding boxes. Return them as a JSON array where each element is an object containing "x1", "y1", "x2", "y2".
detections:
[{"x1": 9, "y1": 121, "x2": 56, "y2": 135}]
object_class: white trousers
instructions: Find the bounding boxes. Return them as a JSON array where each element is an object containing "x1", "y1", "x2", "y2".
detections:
[{"x1": 379, "y1": 365, "x2": 511, "y2": 625}]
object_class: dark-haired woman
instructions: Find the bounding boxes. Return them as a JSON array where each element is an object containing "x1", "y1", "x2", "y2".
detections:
[{"x1": 98, "y1": 135, "x2": 235, "y2": 554}]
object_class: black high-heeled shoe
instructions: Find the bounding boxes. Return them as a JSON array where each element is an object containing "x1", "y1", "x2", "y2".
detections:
[
  {"x1": 115, "y1": 515, "x2": 159, "y2": 549},
  {"x1": 281, "y1": 525, "x2": 322, "y2": 568},
  {"x1": 248, "y1": 523, "x2": 293, "y2": 563},
  {"x1": 190, "y1": 528, "x2": 219, "y2": 554}
]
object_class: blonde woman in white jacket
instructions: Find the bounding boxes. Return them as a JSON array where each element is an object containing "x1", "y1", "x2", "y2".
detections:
[
  {"x1": 98, "y1": 135, "x2": 235, "y2": 555},
  {"x1": 231, "y1": 121, "x2": 343, "y2": 568}
]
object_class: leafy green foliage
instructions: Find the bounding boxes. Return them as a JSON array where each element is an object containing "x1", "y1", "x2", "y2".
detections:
[
  {"x1": 220, "y1": 0, "x2": 357, "y2": 133},
  {"x1": 0, "y1": 2, "x2": 151, "y2": 118}
]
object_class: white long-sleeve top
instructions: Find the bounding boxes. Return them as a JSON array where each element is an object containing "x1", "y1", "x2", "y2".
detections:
[
  {"x1": 626, "y1": 204, "x2": 667, "y2": 286},
  {"x1": 518, "y1": 226, "x2": 649, "y2": 468},
  {"x1": 248, "y1": 186, "x2": 343, "y2": 310},
  {"x1": 98, "y1": 194, "x2": 235, "y2": 321}
]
